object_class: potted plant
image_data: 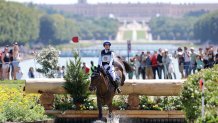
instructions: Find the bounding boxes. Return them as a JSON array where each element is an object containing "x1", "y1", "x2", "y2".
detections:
[{"x1": 63, "y1": 52, "x2": 90, "y2": 110}]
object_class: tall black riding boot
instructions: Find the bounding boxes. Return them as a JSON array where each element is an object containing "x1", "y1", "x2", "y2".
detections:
[{"x1": 114, "y1": 80, "x2": 121, "y2": 93}]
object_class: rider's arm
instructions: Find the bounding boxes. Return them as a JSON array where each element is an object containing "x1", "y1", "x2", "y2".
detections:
[
  {"x1": 98, "y1": 54, "x2": 102, "y2": 67},
  {"x1": 109, "y1": 52, "x2": 114, "y2": 67},
  {"x1": 1, "y1": 53, "x2": 5, "y2": 64}
]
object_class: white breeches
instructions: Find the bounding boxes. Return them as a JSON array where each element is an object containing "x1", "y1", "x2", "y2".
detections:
[{"x1": 103, "y1": 64, "x2": 116, "y2": 81}]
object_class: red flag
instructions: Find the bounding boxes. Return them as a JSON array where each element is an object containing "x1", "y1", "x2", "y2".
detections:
[
  {"x1": 199, "y1": 79, "x2": 203, "y2": 91},
  {"x1": 72, "y1": 36, "x2": 79, "y2": 43}
]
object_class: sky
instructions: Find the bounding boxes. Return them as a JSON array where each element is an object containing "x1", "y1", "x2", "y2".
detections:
[{"x1": 6, "y1": 0, "x2": 218, "y2": 4}]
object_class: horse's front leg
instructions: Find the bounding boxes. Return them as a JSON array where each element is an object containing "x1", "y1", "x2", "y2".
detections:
[
  {"x1": 97, "y1": 98, "x2": 103, "y2": 120},
  {"x1": 108, "y1": 101, "x2": 113, "y2": 118}
]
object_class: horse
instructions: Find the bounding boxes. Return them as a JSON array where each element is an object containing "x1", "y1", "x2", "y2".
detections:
[{"x1": 89, "y1": 57, "x2": 132, "y2": 120}]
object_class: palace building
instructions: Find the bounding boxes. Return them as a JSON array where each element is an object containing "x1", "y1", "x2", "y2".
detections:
[{"x1": 50, "y1": 0, "x2": 218, "y2": 19}]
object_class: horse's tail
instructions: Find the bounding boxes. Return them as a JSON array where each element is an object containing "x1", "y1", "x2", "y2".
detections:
[
  {"x1": 115, "y1": 56, "x2": 132, "y2": 73},
  {"x1": 122, "y1": 60, "x2": 132, "y2": 73}
]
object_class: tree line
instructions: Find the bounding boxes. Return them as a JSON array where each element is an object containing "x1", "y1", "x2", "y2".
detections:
[
  {"x1": 0, "y1": 1, "x2": 119, "y2": 45},
  {"x1": 1, "y1": 0, "x2": 217, "y2": 45},
  {"x1": 149, "y1": 10, "x2": 218, "y2": 44},
  {"x1": 149, "y1": 17, "x2": 198, "y2": 40},
  {"x1": 0, "y1": 1, "x2": 40, "y2": 45},
  {"x1": 194, "y1": 11, "x2": 218, "y2": 44}
]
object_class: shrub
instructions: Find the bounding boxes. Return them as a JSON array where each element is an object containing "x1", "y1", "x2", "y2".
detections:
[
  {"x1": 35, "y1": 46, "x2": 59, "y2": 78},
  {"x1": 180, "y1": 65, "x2": 218, "y2": 122},
  {"x1": 63, "y1": 52, "x2": 90, "y2": 110},
  {"x1": 53, "y1": 94, "x2": 97, "y2": 111},
  {"x1": 0, "y1": 86, "x2": 47, "y2": 122},
  {"x1": 140, "y1": 96, "x2": 182, "y2": 111},
  {"x1": 112, "y1": 96, "x2": 128, "y2": 110}
]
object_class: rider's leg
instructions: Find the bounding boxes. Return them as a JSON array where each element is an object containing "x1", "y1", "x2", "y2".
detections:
[{"x1": 108, "y1": 66, "x2": 121, "y2": 93}]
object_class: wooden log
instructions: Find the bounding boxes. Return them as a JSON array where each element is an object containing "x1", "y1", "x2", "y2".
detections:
[
  {"x1": 24, "y1": 79, "x2": 67, "y2": 94},
  {"x1": 25, "y1": 79, "x2": 185, "y2": 96},
  {"x1": 46, "y1": 110, "x2": 185, "y2": 118}
]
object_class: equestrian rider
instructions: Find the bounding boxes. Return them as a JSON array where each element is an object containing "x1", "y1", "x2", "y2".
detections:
[{"x1": 98, "y1": 40, "x2": 121, "y2": 93}]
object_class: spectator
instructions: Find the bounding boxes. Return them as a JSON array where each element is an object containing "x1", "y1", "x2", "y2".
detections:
[
  {"x1": 162, "y1": 49, "x2": 172, "y2": 79},
  {"x1": 62, "y1": 66, "x2": 65, "y2": 76},
  {"x1": 215, "y1": 48, "x2": 218, "y2": 64},
  {"x1": 0, "y1": 50, "x2": 2, "y2": 80},
  {"x1": 177, "y1": 49, "x2": 185, "y2": 79},
  {"x1": 145, "y1": 51, "x2": 153, "y2": 79},
  {"x1": 134, "y1": 55, "x2": 141, "y2": 79},
  {"x1": 1, "y1": 45, "x2": 10, "y2": 80},
  {"x1": 203, "y1": 48, "x2": 209, "y2": 68},
  {"x1": 90, "y1": 61, "x2": 96, "y2": 75},
  {"x1": 12, "y1": 42, "x2": 21, "y2": 80},
  {"x1": 157, "y1": 49, "x2": 164, "y2": 79},
  {"x1": 56, "y1": 66, "x2": 64, "y2": 78},
  {"x1": 82, "y1": 62, "x2": 90, "y2": 75},
  {"x1": 168, "y1": 54, "x2": 176, "y2": 79},
  {"x1": 28, "y1": 67, "x2": 35, "y2": 78},
  {"x1": 189, "y1": 47, "x2": 197, "y2": 74},
  {"x1": 196, "y1": 55, "x2": 204, "y2": 71},
  {"x1": 128, "y1": 58, "x2": 135, "y2": 79},
  {"x1": 9, "y1": 44, "x2": 14, "y2": 79},
  {"x1": 16, "y1": 66, "x2": 23, "y2": 80},
  {"x1": 183, "y1": 47, "x2": 191, "y2": 78},
  {"x1": 140, "y1": 52, "x2": 146, "y2": 79},
  {"x1": 198, "y1": 48, "x2": 204, "y2": 58},
  {"x1": 208, "y1": 48, "x2": 214, "y2": 68},
  {"x1": 151, "y1": 51, "x2": 158, "y2": 79}
]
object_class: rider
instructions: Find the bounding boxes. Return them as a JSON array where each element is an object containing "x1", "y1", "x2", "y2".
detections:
[{"x1": 98, "y1": 40, "x2": 121, "y2": 93}]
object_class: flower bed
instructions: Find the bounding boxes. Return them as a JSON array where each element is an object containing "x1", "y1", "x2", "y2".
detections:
[{"x1": 0, "y1": 85, "x2": 47, "y2": 122}]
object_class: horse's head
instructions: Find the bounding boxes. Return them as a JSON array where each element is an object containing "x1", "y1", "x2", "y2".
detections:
[{"x1": 89, "y1": 67, "x2": 101, "y2": 91}]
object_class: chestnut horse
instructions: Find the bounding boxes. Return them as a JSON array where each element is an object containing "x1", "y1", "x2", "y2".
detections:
[{"x1": 89, "y1": 57, "x2": 132, "y2": 120}]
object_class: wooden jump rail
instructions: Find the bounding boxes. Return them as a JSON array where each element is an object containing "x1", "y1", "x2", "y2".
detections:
[
  {"x1": 25, "y1": 79, "x2": 185, "y2": 96},
  {"x1": 24, "y1": 79, "x2": 186, "y2": 118}
]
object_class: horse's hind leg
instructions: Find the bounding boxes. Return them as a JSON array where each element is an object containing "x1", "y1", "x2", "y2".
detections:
[{"x1": 97, "y1": 99, "x2": 103, "y2": 120}]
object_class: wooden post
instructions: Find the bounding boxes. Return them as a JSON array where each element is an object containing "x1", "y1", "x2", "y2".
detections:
[
  {"x1": 127, "y1": 94, "x2": 140, "y2": 110},
  {"x1": 39, "y1": 92, "x2": 55, "y2": 110}
]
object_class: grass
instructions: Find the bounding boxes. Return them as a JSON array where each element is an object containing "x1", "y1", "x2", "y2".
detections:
[
  {"x1": 123, "y1": 31, "x2": 133, "y2": 40},
  {"x1": 56, "y1": 42, "x2": 96, "y2": 51},
  {"x1": 0, "y1": 80, "x2": 25, "y2": 89},
  {"x1": 137, "y1": 31, "x2": 146, "y2": 40}
]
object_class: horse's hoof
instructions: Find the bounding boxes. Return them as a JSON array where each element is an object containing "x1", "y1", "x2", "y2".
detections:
[
  {"x1": 109, "y1": 113, "x2": 113, "y2": 118},
  {"x1": 98, "y1": 117, "x2": 106, "y2": 122}
]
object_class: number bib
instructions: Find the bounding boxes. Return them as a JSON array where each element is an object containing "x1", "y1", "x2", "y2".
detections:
[{"x1": 102, "y1": 55, "x2": 111, "y2": 63}]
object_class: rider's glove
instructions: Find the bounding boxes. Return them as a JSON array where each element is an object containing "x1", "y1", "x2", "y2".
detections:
[{"x1": 97, "y1": 65, "x2": 101, "y2": 72}]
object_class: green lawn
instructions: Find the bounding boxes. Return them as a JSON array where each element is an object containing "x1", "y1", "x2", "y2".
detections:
[
  {"x1": 123, "y1": 31, "x2": 133, "y2": 40},
  {"x1": 0, "y1": 80, "x2": 25, "y2": 89},
  {"x1": 56, "y1": 42, "x2": 96, "y2": 51},
  {"x1": 137, "y1": 30, "x2": 146, "y2": 40}
]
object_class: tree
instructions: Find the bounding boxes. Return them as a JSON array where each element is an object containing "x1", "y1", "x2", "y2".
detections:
[
  {"x1": 194, "y1": 11, "x2": 218, "y2": 44},
  {"x1": 149, "y1": 17, "x2": 198, "y2": 40},
  {"x1": 35, "y1": 46, "x2": 59, "y2": 78},
  {"x1": 0, "y1": 1, "x2": 40, "y2": 45},
  {"x1": 38, "y1": 14, "x2": 78, "y2": 45},
  {"x1": 63, "y1": 52, "x2": 90, "y2": 110}
]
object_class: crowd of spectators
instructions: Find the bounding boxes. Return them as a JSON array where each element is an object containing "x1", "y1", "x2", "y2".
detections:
[
  {"x1": 0, "y1": 42, "x2": 22, "y2": 80},
  {"x1": 1, "y1": 43, "x2": 217, "y2": 80},
  {"x1": 128, "y1": 46, "x2": 218, "y2": 79}
]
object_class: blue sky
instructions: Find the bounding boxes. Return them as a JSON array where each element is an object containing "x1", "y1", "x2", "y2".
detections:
[{"x1": 7, "y1": 0, "x2": 218, "y2": 4}]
